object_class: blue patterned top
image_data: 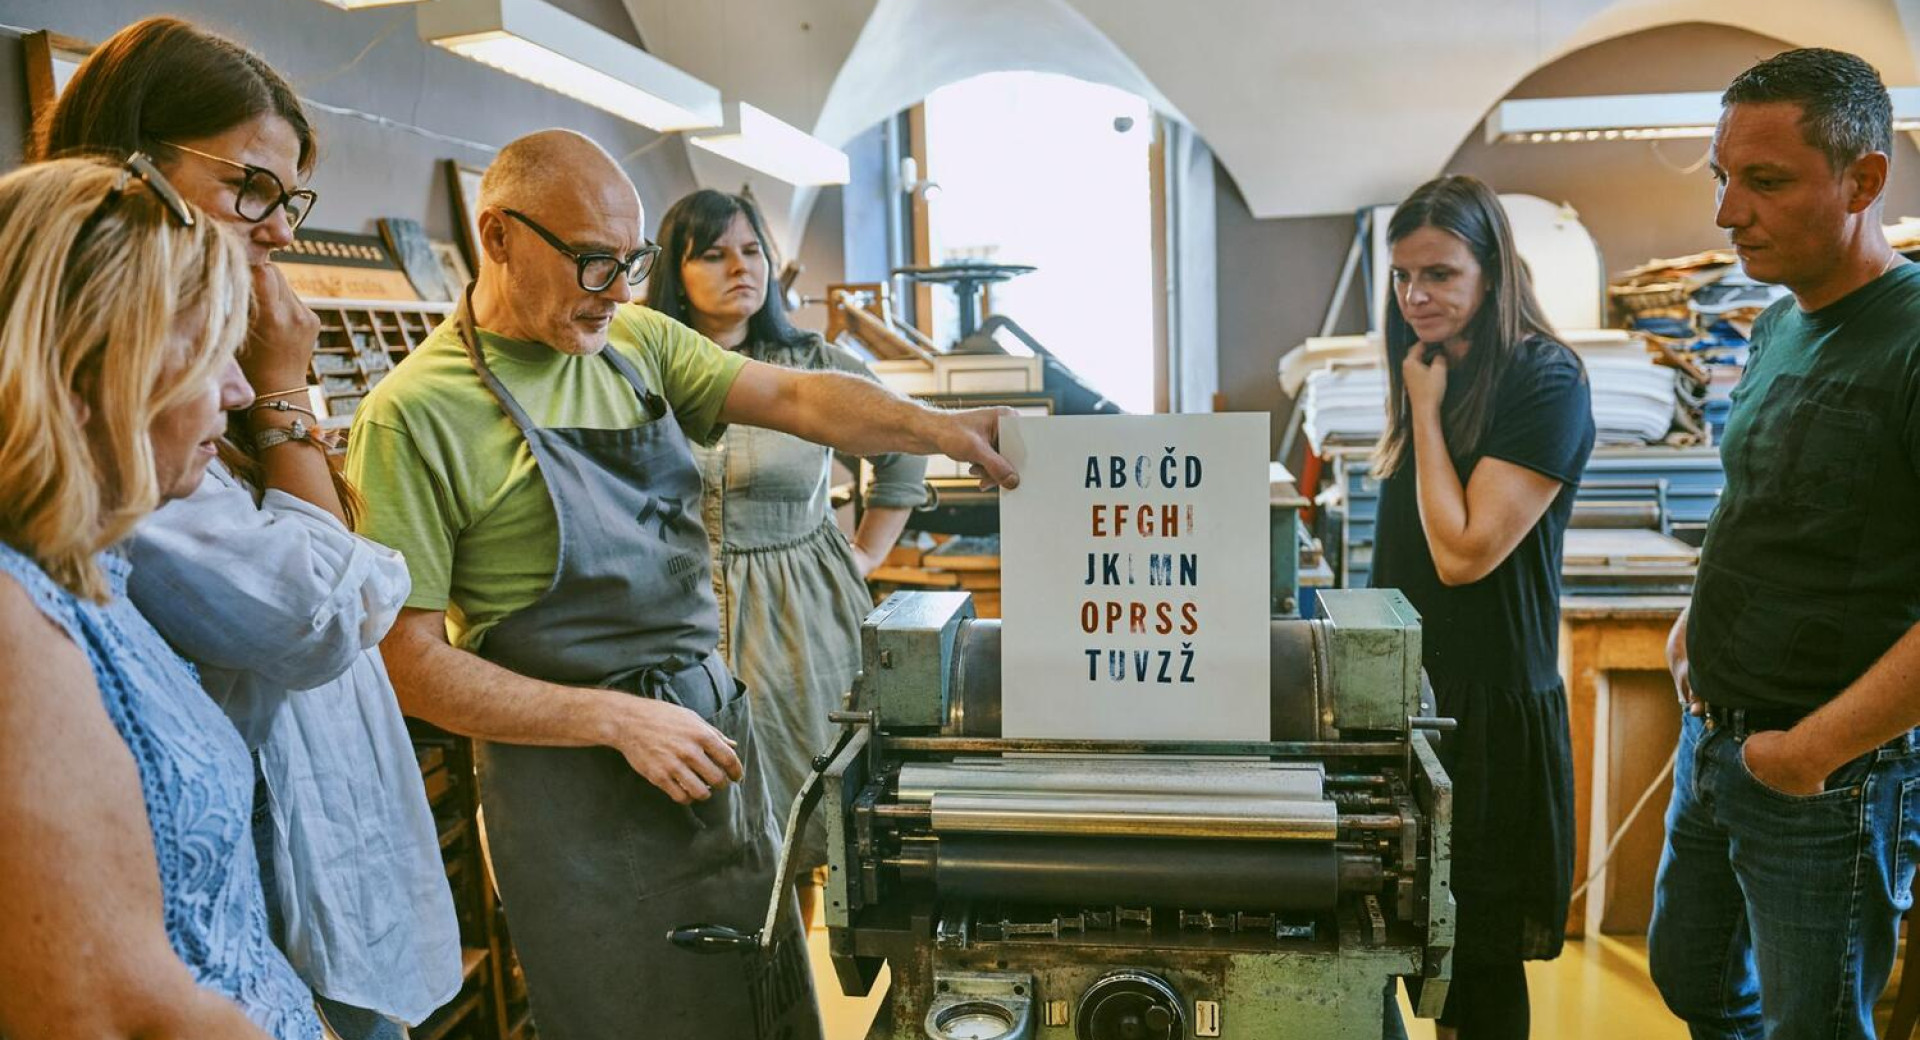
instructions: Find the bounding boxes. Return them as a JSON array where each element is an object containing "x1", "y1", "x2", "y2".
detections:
[{"x1": 0, "y1": 542, "x2": 320, "y2": 1039}]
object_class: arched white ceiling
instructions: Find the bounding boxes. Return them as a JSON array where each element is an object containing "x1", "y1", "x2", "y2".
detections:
[
  {"x1": 624, "y1": 0, "x2": 1182, "y2": 252},
  {"x1": 1062, "y1": 0, "x2": 1918, "y2": 218},
  {"x1": 624, "y1": 0, "x2": 1920, "y2": 233},
  {"x1": 811, "y1": 0, "x2": 1183, "y2": 151},
  {"x1": 619, "y1": 0, "x2": 879, "y2": 251},
  {"x1": 1553, "y1": 0, "x2": 1917, "y2": 69}
]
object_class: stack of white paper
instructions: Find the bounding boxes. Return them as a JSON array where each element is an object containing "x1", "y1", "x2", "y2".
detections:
[
  {"x1": 1293, "y1": 332, "x2": 1678, "y2": 453},
  {"x1": 1580, "y1": 355, "x2": 1678, "y2": 446},
  {"x1": 1300, "y1": 365, "x2": 1388, "y2": 452}
]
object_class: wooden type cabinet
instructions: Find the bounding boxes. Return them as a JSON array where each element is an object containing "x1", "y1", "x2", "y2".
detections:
[
  {"x1": 410, "y1": 723, "x2": 535, "y2": 1040},
  {"x1": 301, "y1": 299, "x2": 453, "y2": 435}
]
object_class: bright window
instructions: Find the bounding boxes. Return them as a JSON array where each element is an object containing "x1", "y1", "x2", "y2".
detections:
[{"x1": 924, "y1": 71, "x2": 1156, "y2": 413}]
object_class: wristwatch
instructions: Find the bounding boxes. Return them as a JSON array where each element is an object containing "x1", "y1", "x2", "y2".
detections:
[{"x1": 254, "y1": 418, "x2": 316, "y2": 451}]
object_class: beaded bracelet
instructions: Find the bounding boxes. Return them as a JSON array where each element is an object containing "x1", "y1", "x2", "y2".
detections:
[{"x1": 249, "y1": 399, "x2": 319, "y2": 422}]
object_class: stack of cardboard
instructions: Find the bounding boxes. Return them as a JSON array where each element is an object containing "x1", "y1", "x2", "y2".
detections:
[{"x1": 870, "y1": 534, "x2": 1003, "y2": 618}]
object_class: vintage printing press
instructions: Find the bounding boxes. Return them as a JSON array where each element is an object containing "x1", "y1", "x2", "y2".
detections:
[{"x1": 674, "y1": 588, "x2": 1455, "y2": 1039}]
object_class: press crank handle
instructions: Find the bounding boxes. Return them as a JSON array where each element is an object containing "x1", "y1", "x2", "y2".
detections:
[{"x1": 667, "y1": 923, "x2": 761, "y2": 954}]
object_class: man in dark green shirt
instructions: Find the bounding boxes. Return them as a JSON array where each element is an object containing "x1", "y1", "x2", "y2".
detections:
[{"x1": 1651, "y1": 49, "x2": 1920, "y2": 1039}]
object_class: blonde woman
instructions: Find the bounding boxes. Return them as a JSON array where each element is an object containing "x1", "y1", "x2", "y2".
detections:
[{"x1": 0, "y1": 157, "x2": 318, "y2": 1038}]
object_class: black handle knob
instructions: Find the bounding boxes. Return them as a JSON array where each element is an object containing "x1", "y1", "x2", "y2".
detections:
[{"x1": 667, "y1": 923, "x2": 759, "y2": 954}]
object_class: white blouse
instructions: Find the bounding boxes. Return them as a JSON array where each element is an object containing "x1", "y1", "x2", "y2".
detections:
[{"x1": 128, "y1": 462, "x2": 461, "y2": 1025}]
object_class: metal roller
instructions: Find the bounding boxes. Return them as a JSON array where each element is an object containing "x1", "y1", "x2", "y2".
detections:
[
  {"x1": 895, "y1": 759, "x2": 1326, "y2": 804},
  {"x1": 1267, "y1": 613, "x2": 1328, "y2": 742},
  {"x1": 944, "y1": 617, "x2": 1331, "y2": 741},
  {"x1": 947, "y1": 618, "x2": 1004, "y2": 738},
  {"x1": 929, "y1": 790, "x2": 1338, "y2": 841},
  {"x1": 932, "y1": 836, "x2": 1341, "y2": 911}
]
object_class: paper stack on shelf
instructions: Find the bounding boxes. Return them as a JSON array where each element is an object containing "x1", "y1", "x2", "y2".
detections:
[
  {"x1": 1280, "y1": 334, "x2": 1380, "y2": 398},
  {"x1": 1574, "y1": 337, "x2": 1680, "y2": 446},
  {"x1": 1299, "y1": 363, "x2": 1387, "y2": 453},
  {"x1": 1288, "y1": 329, "x2": 1677, "y2": 452}
]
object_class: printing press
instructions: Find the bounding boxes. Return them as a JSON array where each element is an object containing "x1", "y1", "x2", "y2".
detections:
[{"x1": 676, "y1": 587, "x2": 1455, "y2": 1038}]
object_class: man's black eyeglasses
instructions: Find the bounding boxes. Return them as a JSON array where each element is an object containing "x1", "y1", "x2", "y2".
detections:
[
  {"x1": 97, "y1": 152, "x2": 196, "y2": 228},
  {"x1": 503, "y1": 208, "x2": 660, "y2": 293},
  {"x1": 159, "y1": 140, "x2": 317, "y2": 230}
]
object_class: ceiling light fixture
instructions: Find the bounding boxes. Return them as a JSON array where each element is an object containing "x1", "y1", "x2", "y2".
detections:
[
  {"x1": 310, "y1": 0, "x2": 424, "y2": 9},
  {"x1": 416, "y1": 0, "x2": 721, "y2": 132},
  {"x1": 1489, "y1": 87, "x2": 1920, "y2": 143},
  {"x1": 689, "y1": 102, "x2": 851, "y2": 186}
]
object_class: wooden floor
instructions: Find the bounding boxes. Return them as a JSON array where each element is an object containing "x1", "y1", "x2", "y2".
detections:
[
  {"x1": 1393, "y1": 935, "x2": 1685, "y2": 1040},
  {"x1": 809, "y1": 925, "x2": 888, "y2": 1040},
  {"x1": 809, "y1": 926, "x2": 1687, "y2": 1039}
]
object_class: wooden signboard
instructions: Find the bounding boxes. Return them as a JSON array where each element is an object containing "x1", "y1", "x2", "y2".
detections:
[{"x1": 273, "y1": 229, "x2": 421, "y2": 303}]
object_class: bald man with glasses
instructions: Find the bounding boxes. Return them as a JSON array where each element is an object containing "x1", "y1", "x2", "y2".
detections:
[{"x1": 346, "y1": 129, "x2": 1016, "y2": 1040}]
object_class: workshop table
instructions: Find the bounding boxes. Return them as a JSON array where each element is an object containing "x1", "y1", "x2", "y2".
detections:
[{"x1": 1561, "y1": 594, "x2": 1689, "y2": 938}]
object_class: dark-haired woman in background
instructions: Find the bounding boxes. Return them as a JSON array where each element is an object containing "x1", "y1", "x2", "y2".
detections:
[
  {"x1": 1371, "y1": 175, "x2": 1594, "y2": 1039},
  {"x1": 647, "y1": 189, "x2": 927, "y2": 925},
  {"x1": 41, "y1": 18, "x2": 460, "y2": 1039}
]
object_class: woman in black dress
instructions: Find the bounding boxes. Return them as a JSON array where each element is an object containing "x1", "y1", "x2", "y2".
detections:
[{"x1": 1371, "y1": 175, "x2": 1595, "y2": 1039}]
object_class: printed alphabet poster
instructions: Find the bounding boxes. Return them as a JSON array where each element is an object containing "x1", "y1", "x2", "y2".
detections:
[{"x1": 999, "y1": 413, "x2": 1271, "y2": 740}]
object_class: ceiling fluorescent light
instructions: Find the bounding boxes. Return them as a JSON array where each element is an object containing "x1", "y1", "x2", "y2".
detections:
[
  {"x1": 689, "y1": 102, "x2": 851, "y2": 186},
  {"x1": 417, "y1": 0, "x2": 721, "y2": 132},
  {"x1": 311, "y1": 0, "x2": 423, "y2": 9},
  {"x1": 1490, "y1": 87, "x2": 1920, "y2": 144}
]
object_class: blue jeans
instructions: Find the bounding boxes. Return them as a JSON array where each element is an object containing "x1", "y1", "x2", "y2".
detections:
[{"x1": 1648, "y1": 710, "x2": 1920, "y2": 1039}]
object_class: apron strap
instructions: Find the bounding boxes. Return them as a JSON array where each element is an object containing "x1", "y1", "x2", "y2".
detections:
[
  {"x1": 454, "y1": 286, "x2": 541, "y2": 435},
  {"x1": 596, "y1": 337, "x2": 667, "y2": 417}
]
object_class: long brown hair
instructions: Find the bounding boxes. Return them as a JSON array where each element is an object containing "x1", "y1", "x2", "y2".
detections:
[
  {"x1": 1372, "y1": 175, "x2": 1563, "y2": 479},
  {"x1": 646, "y1": 189, "x2": 808, "y2": 350},
  {"x1": 37, "y1": 17, "x2": 314, "y2": 172},
  {"x1": 39, "y1": 17, "x2": 361, "y2": 525}
]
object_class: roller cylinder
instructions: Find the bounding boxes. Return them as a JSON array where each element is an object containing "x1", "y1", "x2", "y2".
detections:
[
  {"x1": 948, "y1": 618, "x2": 1004, "y2": 737},
  {"x1": 1339, "y1": 851, "x2": 1385, "y2": 894},
  {"x1": 897, "y1": 759, "x2": 1327, "y2": 804},
  {"x1": 930, "y1": 791, "x2": 1337, "y2": 842},
  {"x1": 946, "y1": 618, "x2": 1329, "y2": 741},
  {"x1": 934, "y1": 836, "x2": 1340, "y2": 911}
]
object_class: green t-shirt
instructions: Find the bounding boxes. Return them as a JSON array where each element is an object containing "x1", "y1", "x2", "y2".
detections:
[
  {"x1": 1689, "y1": 264, "x2": 1920, "y2": 712},
  {"x1": 346, "y1": 303, "x2": 747, "y2": 651}
]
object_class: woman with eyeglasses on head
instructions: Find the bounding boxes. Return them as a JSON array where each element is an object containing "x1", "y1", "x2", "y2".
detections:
[
  {"x1": 40, "y1": 18, "x2": 461, "y2": 1039},
  {"x1": 0, "y1": 155, "x2": 314, "y2": 1040},
  {"x1": 646, "y1": 189, "x2": 928, "y2": 926}
]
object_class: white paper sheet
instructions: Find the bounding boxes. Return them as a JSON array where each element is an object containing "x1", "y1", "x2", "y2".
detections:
[{"x1": 999, "y1": 414, "x2": 1272, "y2": 741}]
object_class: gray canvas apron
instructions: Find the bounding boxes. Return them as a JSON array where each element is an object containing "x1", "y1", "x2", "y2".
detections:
[{"x1": 453, "y1": 298, "x2": 822, "y2": 1040}]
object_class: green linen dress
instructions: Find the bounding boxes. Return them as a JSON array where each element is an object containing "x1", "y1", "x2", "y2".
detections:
[{"x1": 693, "y1": 332, "x2": 929, "y2": 871}]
